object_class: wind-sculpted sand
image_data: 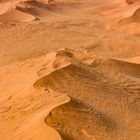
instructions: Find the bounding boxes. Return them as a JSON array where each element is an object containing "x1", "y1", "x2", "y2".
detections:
[
  {"x1": 0, "y1": 0, "x2": 140, "y2": 140},
  {"x1": 36, "y1": 49, "x2": 140, "y2": 140}
]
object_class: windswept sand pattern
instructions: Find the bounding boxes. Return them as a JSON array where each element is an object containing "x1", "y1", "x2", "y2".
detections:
[
  {"x1": 0, "y1": 0, "x2": 140, "y2": 140},
  {"x1": 34, "y1": 49, "x2": 140, "y2": 140}
]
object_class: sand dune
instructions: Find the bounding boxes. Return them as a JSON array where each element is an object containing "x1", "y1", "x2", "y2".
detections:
[
  {"x1": 126, "y1": 0, "x2": 140, "y2": 4},
  {"x1": 119, "y1": 7, "x2": 140, "y2": 24},
  {"x1": 15, "y1": 0, "x2": 58, "y2": 19},
  {"x1": 0, "y1": 0, "x2": 52, "y2": 22},
  {"x1": 114, "y1": 1, "x2": 140, "y2": 34},
  {"x1": 33, "y1": 49, "x2": 140, "y2": 140},
  {"x1": 131, "y1": 7, "x2": 140, "y2": 21},
  {"x1": 0, "y1": 9, "x2": 36, "y2": 22},
  {"x1": 0, "y1": 0, "x2": 140, "y2": 140}
]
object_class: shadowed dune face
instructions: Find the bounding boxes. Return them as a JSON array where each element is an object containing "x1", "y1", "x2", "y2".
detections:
[
  {"x1": 131, "y1": 7, "x2": 140, "y2": 22},
  {"x1": 34, "y1": 50, "x2": 140, "y2": 140},
  {"x1": 119, "y1": 7, "x2": 140, "y2": 24},
  {"x1": 116, "y1": 5, "x2": 140, "y2": 34},
  {"x1": 46, "y1": 100, "x2": 117, "y2": 140},
  {"x1": 126, "y1": 0, "x2": 140, "y2": 4},
  {"x1": 0, "y1": 0, "x2": 51, "y2": 22}
]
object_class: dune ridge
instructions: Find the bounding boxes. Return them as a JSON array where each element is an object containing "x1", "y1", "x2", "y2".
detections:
[
  {"x1": 116, "y1": 3, "x2": 140, "y2": 34},
  {"x1": 33, "y1": 49, "x2": 140, "y2": 140},
  {"x1": 0, "y1": 0, "x2": 53, "y2": 22},
  {"x1": 0, "y1": 48, "x2": 140, "y2": 140},
  {"x1": 0, "y1": 8, "x2": 36, "y2": 22}
]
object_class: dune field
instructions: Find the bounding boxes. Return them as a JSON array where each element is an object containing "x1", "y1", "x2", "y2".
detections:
[{"x1": 0, "y1": 0, "x2": 140, "y2": 140}]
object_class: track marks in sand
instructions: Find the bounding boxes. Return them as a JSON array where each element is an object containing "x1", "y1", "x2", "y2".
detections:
[
  {"x1": 45, "y1": 100, "x2": 117, "y2": 140},
  {"x1": 34, "y1": 49, "x2": 140, "y2": 140}
]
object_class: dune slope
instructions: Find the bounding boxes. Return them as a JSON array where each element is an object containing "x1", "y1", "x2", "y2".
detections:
[{"x1": 34, "y1": 49, "x2": 140, "y2": 140}]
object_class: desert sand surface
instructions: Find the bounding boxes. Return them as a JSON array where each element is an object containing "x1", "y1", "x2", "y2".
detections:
[{"x1": 0, "y1": 0, "x2": 140, "y2": 140}]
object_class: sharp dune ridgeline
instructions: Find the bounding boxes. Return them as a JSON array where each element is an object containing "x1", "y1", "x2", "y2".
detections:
[{"x1": 0, "y1": 0, "x2": 140, "y2": 140}]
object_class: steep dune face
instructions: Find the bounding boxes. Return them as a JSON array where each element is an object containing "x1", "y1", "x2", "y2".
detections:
[
  {"x1": 0, "y1": 0, "x2": 52, "y2": 22},
  {"x1": 126, "y1": 0, "x2": 140, "y2": 4},
  {"x1": 117, "y1": 7, "x2": 140, "y2": 34},
  {"x1": 131, "y1": 7, "x2": 140, "y2": 22},
  {"x1": 34, "y1": 49, "x2": 140, "y2": 140},
  {"x1": 46, "y1": 100, "x2": 115, "y2": 140},
  {"x1": 15, "y1": 0, "x2": 58, "y2": 19},
  {"x1": 0, "y1": 51, "x2": 70, "y2": 140},
  {"x1": 119, "y1": 7, "x2": 140, "y2": 24}
]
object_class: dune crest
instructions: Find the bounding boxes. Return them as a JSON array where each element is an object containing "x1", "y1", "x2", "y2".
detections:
[
  {"x1": 0, "y1": 0, "x2": 52, "y2": 22},
  {"x1": 34, "y1": 49, "x2": 140, "y2": 140},
  {"x1": 126, "y1": 0, "x2": 140, "y2": 4},
  {"x1": 0, "y1": 9, "x2": 36, "y2": 22}
]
